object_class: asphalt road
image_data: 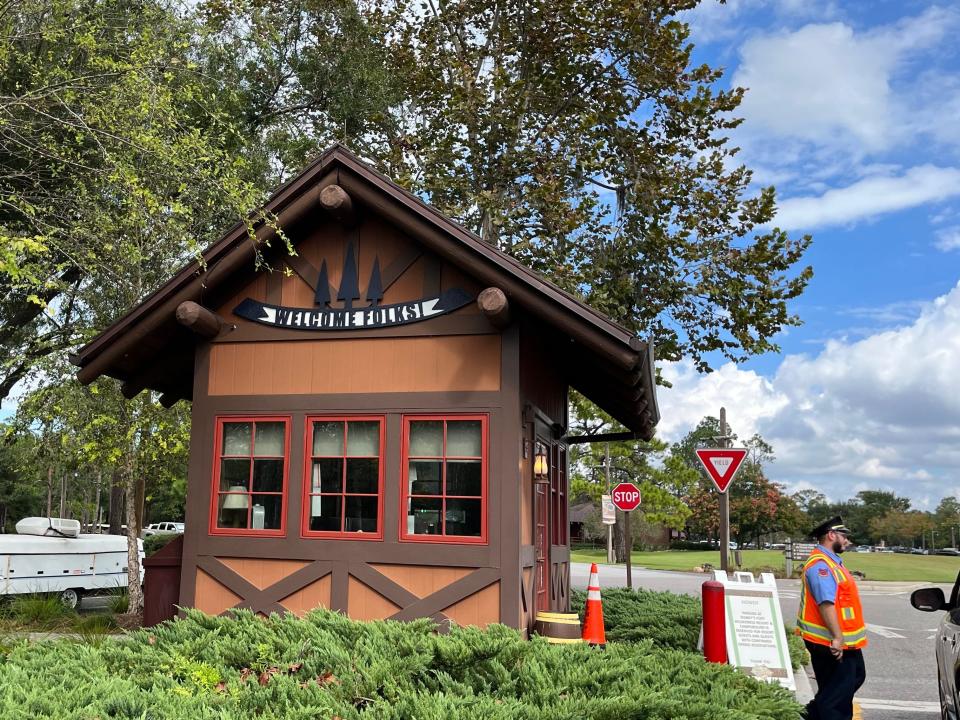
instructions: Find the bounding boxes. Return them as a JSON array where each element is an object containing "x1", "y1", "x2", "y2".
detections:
[{"x1": 571, "y1": 562, "x2": 951, "y2": 719}]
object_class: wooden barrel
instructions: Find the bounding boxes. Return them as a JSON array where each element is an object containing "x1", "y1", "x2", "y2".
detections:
[{"x1": 533, "y1": 611, "x2": 583, "y2": 644}]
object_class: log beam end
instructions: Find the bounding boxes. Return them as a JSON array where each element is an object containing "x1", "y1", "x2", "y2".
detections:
[
  {"x1": 477, "y1": 287, "x2": 511, "y2": 328},
  {"x1": 319, "y1": 184, "x2": 356, "y2": 226},
  {"x1": 176, "y1": 301, "x2": 224, "y2": 339}
]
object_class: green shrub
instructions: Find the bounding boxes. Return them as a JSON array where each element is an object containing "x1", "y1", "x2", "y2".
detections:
[
  {"x1": 4, "y1": 593, "x2": 74, "y2": 628},
  {"x1": 572, "y1": 587, "x2": 702, "y2": 649},
  {"x1": 108, "y1": 590, "x2": 129, "y2": 614},
  {"x1": 144, "y1": 532, "x2": 180, "y2": 556},
  {"x1": 72, "y1": 614, "x2": 119, "y2": 646},
  {"x1": 572, "y1": 587, "x2": 809, "y2": 671},
  {"x1": 0, "y1": 608, "x2": 803, "y2": 719}
]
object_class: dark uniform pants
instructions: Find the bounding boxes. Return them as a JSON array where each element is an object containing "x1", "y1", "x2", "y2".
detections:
[{"x1": 804, "y1": 641, "x2": 866, "y2": 720}]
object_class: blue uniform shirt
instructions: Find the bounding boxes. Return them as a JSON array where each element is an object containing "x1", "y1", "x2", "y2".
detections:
[{"x1": 804, "y1": 544, "x2": 843, "y2": 605}]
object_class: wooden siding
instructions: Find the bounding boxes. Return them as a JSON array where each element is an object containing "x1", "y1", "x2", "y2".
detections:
[
  {"x1": 279, "y1": 576, "x2": 332, "y2": 616},
  {"x1": 348, "y1": 576, "x2": 401, "y2": 620},
  {"x1": 442, "y1": 581, "x2": 500, "y2": 627},
  {"x1": 369, "y1": 564, "x2": 473, "y2": 598},
  {"x1": 208, "y1": 336, "x2": 501, "y2": 395},
  {"x1": 194, "y1": 568, "x2": 241, "y2": 616},
  {"x1": 519, "y1": 321, "x2": 567, "y2": 429},
  {"x1": 218, "y1": 558, "x2": 309, "y2": 590}
]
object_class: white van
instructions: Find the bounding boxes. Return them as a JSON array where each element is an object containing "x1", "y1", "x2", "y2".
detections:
[{"x1": 0, "y1": 517, "x2": 143, "y2": 608}]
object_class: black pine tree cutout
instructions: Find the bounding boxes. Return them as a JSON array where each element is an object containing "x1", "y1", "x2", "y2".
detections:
[
  {"x1": 365, "y1": 256, "x2": 383, "y2": 306},
  {"x1": 337, "y1": 243, "x2": 360, "y2": 308},
  {"x1": 314, "y1": 260, "x2": 331, "y2": 306}
]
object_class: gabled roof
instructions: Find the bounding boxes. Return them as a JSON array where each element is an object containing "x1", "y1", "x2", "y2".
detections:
[{"x1": 72, "y1": 145, "x2": 659, "y2": 437}]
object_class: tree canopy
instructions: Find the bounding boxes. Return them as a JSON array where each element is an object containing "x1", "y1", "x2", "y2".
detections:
[{"x1": 1, "y1": 0, "x2": 815, "y2": 604}]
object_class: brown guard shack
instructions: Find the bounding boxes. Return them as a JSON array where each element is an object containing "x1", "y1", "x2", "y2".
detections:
[{"x1": 73, "y1": 145, "x2": 658, "y2": 633}]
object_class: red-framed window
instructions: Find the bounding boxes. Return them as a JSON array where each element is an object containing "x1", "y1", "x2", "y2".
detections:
[
  {"x1": 209, "y1": 416, "x2": 289, "y2": 536},
  {"x1": 302, "y1": 416, "x2": 384, "y2": 540},
  {"x1": 401, "y1": 415, "x2": 487, "y2": 543}
]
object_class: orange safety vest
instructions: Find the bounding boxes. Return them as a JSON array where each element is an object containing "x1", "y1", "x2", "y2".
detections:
[{"x1": 796, "y1": 547, "x2": 867, "y2": 649}]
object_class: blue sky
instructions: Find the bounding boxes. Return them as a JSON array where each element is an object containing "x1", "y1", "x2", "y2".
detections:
[{"x1": 654, "y1": 1, "x2": 960, "y2": 509}]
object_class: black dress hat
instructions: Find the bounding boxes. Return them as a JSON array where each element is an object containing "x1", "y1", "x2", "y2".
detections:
[{"x1": 810, "y1": 516, "x2": 850, "y2": 539}]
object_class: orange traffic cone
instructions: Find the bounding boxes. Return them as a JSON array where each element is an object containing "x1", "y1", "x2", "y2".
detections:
[{"x1": 582, "y1": 563, "x2": 606, "y2": 647}]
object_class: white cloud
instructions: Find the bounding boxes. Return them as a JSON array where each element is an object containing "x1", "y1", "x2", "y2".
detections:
[
  {"x1": 656, "y1": 282, "x2": 960, "y2": 509},
  {"x1": 770, "y1": 165, "x2": 960, "y2": 231},
  {"x1": 732, "y1": 7, "x2": 960, "y2": 157},
  {"x1": 682, "y1": 0, "x2": 839, "y2": 45},
  {"x1": 935, "y1": 226, "x2": 960, "y2": 252},
  {"x1": 734, "y1": 22, "x2": 895, "y2": 152}
]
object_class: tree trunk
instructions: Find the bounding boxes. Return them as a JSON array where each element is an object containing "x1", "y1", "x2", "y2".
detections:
[
  {"x1": 46, "y1": 466, "x2": 53, "y2": 517},
  {"x1": 134, "y1": 476, "x2": 145, "y2": 535},
  {"x1": 612, "y1": 516, "x2": 628, "y2": 563},
  {"x1": 93, "y1": 470, "x2": 102, "y2": 533},
  {"x1": 123, "y1": 458, "x2": 143, "y2": 615},
  {"x1": 109, "y1": 475, "x2": 124, "y2": 535}
]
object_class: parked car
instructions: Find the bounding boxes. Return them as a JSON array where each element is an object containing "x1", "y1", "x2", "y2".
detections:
[
  {"x1": 855, "y1": 545, "x2": 872, "y2": 553},
  {"x1": 142, "y1": 521, "x2": 184, "y2": 537},
  {"x1": 911, "y1": 571, "x2": 960, "y2": 719},
  {"x1": 912, "y1": 547, "x2": 926, "y2": 554},
  {"x1": 937, "y1": 548, "x2": 960, "y2": 556}
]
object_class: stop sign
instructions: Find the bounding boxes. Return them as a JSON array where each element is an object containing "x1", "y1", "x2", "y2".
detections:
[{"x1": 611, "y1": 482, "x2": 641, "y2": 512}]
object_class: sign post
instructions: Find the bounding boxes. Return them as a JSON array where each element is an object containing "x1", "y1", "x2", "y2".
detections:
[
  {"x1": 611, "y1": 482, "x2": 641, "y2": 589},
  {"x1": 695, "y1": 408, "x2": 747, "y2": 572}
]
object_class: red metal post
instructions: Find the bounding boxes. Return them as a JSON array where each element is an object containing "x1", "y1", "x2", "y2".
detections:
[{"x1": 701, "y1": 580, "x2": 727, "y2": 663}]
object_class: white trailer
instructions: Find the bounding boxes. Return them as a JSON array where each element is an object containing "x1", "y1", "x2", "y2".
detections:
[{"x1": 0, "y1": 518, "x2": 144, "y2": 608}]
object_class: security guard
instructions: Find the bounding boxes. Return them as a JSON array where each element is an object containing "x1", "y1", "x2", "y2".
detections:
[{"x1": 796, "y1": 516, "x2": 867, "y2": 720}]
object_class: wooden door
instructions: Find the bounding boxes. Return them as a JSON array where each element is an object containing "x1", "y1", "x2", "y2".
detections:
[{"x1": 534, "y1": 480, "x2": 550, "y2": 612}]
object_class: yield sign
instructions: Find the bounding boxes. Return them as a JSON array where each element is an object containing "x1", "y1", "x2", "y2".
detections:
[{"x1": 695, "y1": 448, "x2": 748, "y2": 493}]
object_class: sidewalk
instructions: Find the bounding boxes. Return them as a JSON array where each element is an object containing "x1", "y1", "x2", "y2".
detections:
[
  {"x1": 794, "y1": 664, "x2": 814, "y2": 705},
  {"x1": 796, "y1": 668, "x2": 865, "y2": 720}
]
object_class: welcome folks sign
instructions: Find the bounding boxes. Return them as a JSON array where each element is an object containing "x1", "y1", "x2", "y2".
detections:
[{"x1": 233, "y1": 243, "x2": 473, "y2": 331}]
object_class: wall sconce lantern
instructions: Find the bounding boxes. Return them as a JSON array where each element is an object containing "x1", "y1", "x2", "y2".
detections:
[{"x1": 534, "y1": 445, "x2": 549, "y2": 480}]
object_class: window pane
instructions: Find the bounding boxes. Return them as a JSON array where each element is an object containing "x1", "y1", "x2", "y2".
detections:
[
  {"x1": 217, "y1": 493, "x2": 249, "y2": 528},
  {"x1": 446, "y1": 420, "x2": 481, "y2": 456},
  {"x1": 445, "y1": 498, "x2": 482, "y2": 537},
  {"x1": 311, "y1": 459, "x2": 343, "y2": 493},
  {"x1": 345, "y1": 496, "x2": 378, "y2": 533},
  {"x1": 312, "y1": 421, "x2": 344, "y2": 456},
  {"x1": 222, "y1": 422, "x2": 251, "y2": 455},
  {"x1": 346, "y1": 459, "x2": 378, "y2": 494},
  {"x1": 409, "y1": 421, "x2": 442, "y2": 456},
  {"x1": 220, "y1": 458, "x2": 250, "y2": 492},
  {"x1": 408, "y1": 460, "x2": 441, "y2": 495},
  {"x1": 251, "y1": 494, "x2": 282, "y2": 529},
  {"x1": 408, "y1": 497, "x2": 442, "y2": 535},
  {"x1": 309, "y1": 495, "x2": 342, "y2": 532},
  {"x1": 252, "y1": 459, "x2": 283, "y2": 493},
  {"x1": 346, "y1": 421, "x2": 379, "y2": 456},
  {"x1": 254, "y1": 422, "x2": 285, "y2": 456},
  {"x1": 446, "y1": 460, "x2": 481, "y2": 496}
]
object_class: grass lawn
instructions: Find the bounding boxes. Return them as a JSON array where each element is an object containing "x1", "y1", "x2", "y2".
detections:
[{"x1": 570, "y1": 548, "x2": 960, "y2": 583}]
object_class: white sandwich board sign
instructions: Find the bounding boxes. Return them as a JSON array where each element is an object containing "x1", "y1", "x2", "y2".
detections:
[{"x1": 713, "y1": 570, "x2": 796, "y2": 691}]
